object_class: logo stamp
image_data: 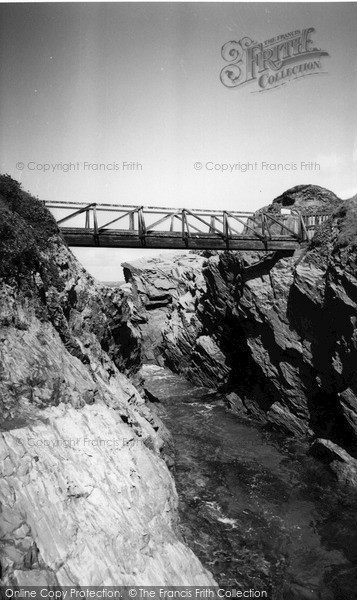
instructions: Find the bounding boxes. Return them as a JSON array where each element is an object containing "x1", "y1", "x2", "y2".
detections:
[{"x1": 220, "y1": 27, "x2": 329, "y2": 92}]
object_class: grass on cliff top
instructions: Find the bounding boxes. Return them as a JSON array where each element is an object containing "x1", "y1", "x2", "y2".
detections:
[{"x1": 0, "y1": 174, "x2": 58, "y2": 281}]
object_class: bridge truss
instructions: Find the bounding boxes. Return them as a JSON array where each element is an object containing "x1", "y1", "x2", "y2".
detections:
[{"x1": 44, "y1": 201, "x2": 329, "y2": 251}]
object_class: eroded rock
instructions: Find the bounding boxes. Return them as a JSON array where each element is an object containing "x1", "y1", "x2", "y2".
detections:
[
  {"x1": 0, "y1": 177, "x2": 215, "y2": 586},
  {"x1": 123, "y1": 186, "x2": 357, "y2": 459},
  {"x1": 309, "y1": 438, "x2": 357, "y2": 487}
]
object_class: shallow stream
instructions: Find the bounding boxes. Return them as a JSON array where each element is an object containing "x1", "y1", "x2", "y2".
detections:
[{"x1": 142, "y1": 365, "x2": 357, "y2": 600}]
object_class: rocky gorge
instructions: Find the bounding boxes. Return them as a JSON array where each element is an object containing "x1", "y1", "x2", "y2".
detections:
[
  {"x1": 2, "y1": 176, "x2": 357, "y2": 596},
  {"x1": 123, "y1": 185, "x2": 357, "y2": 487},
  {"x1": 0, "y1": 176, "x2": 215, "y2": 586}
]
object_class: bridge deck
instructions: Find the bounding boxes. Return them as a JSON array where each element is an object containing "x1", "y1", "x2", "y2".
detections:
[{"x1": 61, "y1": 227, "x2": 300, "y2": 251}]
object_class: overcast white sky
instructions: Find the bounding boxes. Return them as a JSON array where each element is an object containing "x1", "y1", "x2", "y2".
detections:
[{"x1": 0, "y1": 2, "x2": 356, "y2": 279}]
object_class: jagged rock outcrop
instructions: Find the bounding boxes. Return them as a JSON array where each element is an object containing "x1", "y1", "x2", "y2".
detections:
[
  {"x1": 309, "y1": 438, "x2": 357, "y2": 487},
  {"x1": 123, "y1": 254, "x2": 230, "y2": 387},
  {"x1": 0, "y1": 176, "x2": 215, "y2": 586},
  {"x1": 264, "y1": 183, "x2": 341, "y2": 214},
  {"x1": 123, "y1": 185, "x2": 357, "y2": 484},
  {"x1": 197, "y1": 189, "x2": 357, "y2": 452}
]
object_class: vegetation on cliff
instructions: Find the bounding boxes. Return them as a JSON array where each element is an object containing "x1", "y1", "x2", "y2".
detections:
[
  {"x1": 334, "y1": 197, "x2": 357, "y2": 247},
  {"x1": 0, "y1": 174, "x2": 141, "y2": 374},
  {"x1": 0, "y1": 174, "x2": 58, "y2": 283}
]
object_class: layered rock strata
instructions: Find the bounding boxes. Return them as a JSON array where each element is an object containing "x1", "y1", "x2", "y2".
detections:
[
  {"x1": 123, "y1": 253, "x2": 229, "y2": 388},
  {"x1": 123, "y1": 186, "x2": 357, "y2": 481},
  {"x1": 0, "y1": 176, "x2": 215, "y2": 586}
]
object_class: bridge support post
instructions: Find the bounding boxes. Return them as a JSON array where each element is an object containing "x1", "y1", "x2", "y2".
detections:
[
  {"x1": 299, "y1": 214, "x2": 308, "y2": 242},
  {"x1": 261, "y1": 213, "x2": 266, "y2": 251},
  {"x1": 223, "y1": 211, "x2": 230, "y2": 249},
  {"x1": 129, "y1": 212, "x2": 135, "y2": 230},
  {"x1": 138, "y1": 207, "x2": 146, "y2": 246},
  {"x1": 93, "y1": 205, "x2": 99, "y2": 246},
  {"x1": 182, "y1": 209, "x2": 189, "y2": 247}
]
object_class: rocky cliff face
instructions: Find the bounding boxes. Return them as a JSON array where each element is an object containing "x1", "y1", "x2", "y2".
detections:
[
  {"x1": 123, "y1": 185, "x2": 357, "y2": 484},
  {"x1": 123, "y1": 254, "x2": 230, "y2": 388},
  {"x1": 198, "y1": 188, "x2": 357, "y2": 448},
  {"x1": 122, "y1": 253, "x2": 229, "y2": 386},
  {"x1": 0, "y1": 176, "x2": 215, "y2": 586}
]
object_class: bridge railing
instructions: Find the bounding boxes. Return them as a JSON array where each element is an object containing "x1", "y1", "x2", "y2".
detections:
[
  {"x1": 302, "y1": 214, "x2": 330, "y2": 240},
  {"x1": 44, "y1": 201, "x2": 330, "y2": 246}
]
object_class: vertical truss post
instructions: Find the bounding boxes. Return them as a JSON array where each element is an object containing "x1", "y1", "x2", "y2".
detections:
[
  {"x1": 93, "y1": 209, "x2": 98, "y2": 234},
  {"x1": 223, "y1": 211, "x2": 228, "y2": 238},
  {"x1": 129, "y1": 212, "x2": 135, "y2": 231},
  {"x1": 92, "y1": 204, "x2": 99, "y2": 246},
  {"x1": 85, "y1": 209, "x2": 90, "y2": 229},
  {"x1": 92, "y1": 205, "x2": 98, "y2": 235},
  {"x1": 138, "y1": 207, "x2": 146, "y2": 245},
  {"x1": 301, "y1": 214, "x2": 309, "y2": 241},
  {"x1": 223, "y1": 211, "x2": 230, "y2": 248},
  {"x1": 209, "y1": 215, "x2": 216, "y2": 233},
  {"x1": 170, "y1": 214, "x2": 175, "y2": 232},
  {"x1": 182, "y1": 209, "x2": 190, "y2": 246}
]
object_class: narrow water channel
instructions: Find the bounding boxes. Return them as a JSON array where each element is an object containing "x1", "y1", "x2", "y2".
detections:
[{"x1": 141, "y1": 365, "x2": 357, "y2": 600}]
